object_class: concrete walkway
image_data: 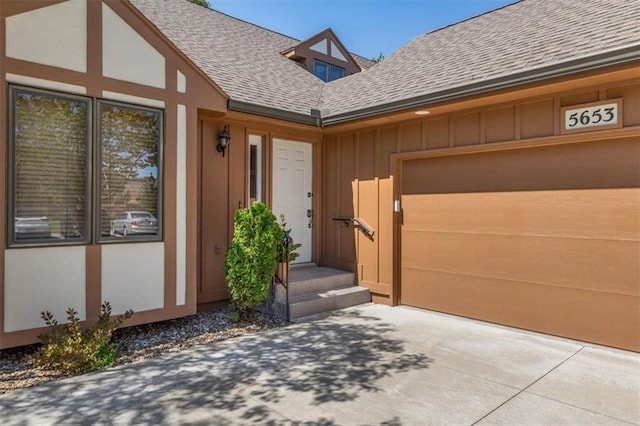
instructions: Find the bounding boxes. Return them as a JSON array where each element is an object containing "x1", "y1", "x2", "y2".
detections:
[{"x1": 1, "y1": 304, "x2": 639, "y2": 425}]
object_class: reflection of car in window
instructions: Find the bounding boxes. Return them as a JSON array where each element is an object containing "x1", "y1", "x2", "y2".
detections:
[
  {"x1": 101, "y1": 209, "x2": 111, "y2": 237},
  {"x1": 15, "y1": 216, "x2": 52, "y2": 240},
  {"x1": 111, "y1": 211, "x2": 158, "y2": 237}
]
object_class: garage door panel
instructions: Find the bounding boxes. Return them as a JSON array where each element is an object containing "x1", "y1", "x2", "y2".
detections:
[
  {"x1": 402, "y1": 230, "x2": 639, "y2": 296},
  {"x1": 402, "y1": 189, "x2": 640, "y2": 241},
  {"x1": 400, "y1": 268, "x2": 640, "y2": 352},
  {"x1": 402, "y1": 138, "x2": 639, "y2": 195}
]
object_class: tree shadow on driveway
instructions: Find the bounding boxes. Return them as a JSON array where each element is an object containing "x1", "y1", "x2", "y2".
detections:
[{"x1": 1, "y1": 309, "x2": 433, "y2": 425}]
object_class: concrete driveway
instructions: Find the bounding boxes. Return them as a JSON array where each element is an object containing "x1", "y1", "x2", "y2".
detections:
[{"x1": 1, "y1": 304, "x2": 638, "y2": 425}]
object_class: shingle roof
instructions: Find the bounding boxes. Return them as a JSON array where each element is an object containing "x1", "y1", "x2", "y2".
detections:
[
  {"x1": 130, "y1": 0, "x2": 325, "y2": 116},
  {"x1": 320, "y1": 0, "x2": 640, "y2": 117},
  {"x1": 351, "y1": 53, "x2": 377, "y2": 71},
  {"x1": 131, "y1": 0, "x2": 639, "y2": 123}
]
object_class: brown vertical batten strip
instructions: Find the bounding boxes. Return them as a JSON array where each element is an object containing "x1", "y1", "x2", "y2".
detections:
[
  {"x1": 0, "y1": 3, "x2": 7, "y2": 343},
  {"x1": 391, "y1": 157, "x2": 402, "y2": 306},
  {"x1": 86, "y1": 0, "x2": 102, "y2": 97},
  {"x1": 85, "y1": 245, "x2": 102, "y2": 322},
  {"x1": 314, "y1": 135, "x2": 324, "y2": 266},
  {"x1": 84, "y1": 0, "x2": 102, "y2": 325},
  {"x1": 163, "y1": 59, "x2": 179, "y2": 309},
  {"x1": 185, "y1": 106, "x2": 199, "y2": 312}
]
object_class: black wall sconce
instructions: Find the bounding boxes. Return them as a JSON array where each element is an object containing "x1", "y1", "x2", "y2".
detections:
[{"x1": 217, "y1": 125, "x2": 231, "y2": 157}]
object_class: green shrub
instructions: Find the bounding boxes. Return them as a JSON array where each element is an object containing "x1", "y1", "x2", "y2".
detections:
[
  {"x1": 35, "y1": 302, "x2": 133, "y2": 375},
  {"x1": 225, "y1": 202, "x2": 283, "y2": 318}
]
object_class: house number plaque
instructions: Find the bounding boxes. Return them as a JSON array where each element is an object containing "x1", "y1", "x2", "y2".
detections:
[{"x1": 560, "y1": 99, "x2": 623, "y2": 134}]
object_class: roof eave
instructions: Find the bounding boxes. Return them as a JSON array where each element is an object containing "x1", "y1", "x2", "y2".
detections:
[
  {"x1": 227, "y1": 99, "x2": 320, "y2": 126},
  {"x1": 321, "y1": 44, "x2": 640, "y2": 127}
]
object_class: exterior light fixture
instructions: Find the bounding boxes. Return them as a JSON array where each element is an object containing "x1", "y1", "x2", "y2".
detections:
[
  {"x1": 217, "y1": 125, "x2": 231, "y2": 157},
  {"x1": 415, "y1": 110, "x2": 430, "y2": 116}
]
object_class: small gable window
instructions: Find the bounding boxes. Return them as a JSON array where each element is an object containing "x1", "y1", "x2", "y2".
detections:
[{"x1": 313, "y1": 60, "x2": 345, "y2": 82}]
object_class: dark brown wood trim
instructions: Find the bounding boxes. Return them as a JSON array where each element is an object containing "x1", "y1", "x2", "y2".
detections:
[
  {"x1": 85, "y1": 245, "x2": 102, "y2": 322},
  {"x1": 0, "y1": 0, "x2": 68, "y2": 18},
  {"x1": 186, "y1": 105, "x2": 199, "y2": 309},
  {"x1": 86, "y1": 0, "x2": 102, "y2": 97},
  {"x1": 0, "y1": 13, "x2": 6, "y2": 345}
]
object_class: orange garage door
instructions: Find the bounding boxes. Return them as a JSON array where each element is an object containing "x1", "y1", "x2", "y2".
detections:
[{"x1": 400, "y1": 138, "x2": 640, "y2": 351}]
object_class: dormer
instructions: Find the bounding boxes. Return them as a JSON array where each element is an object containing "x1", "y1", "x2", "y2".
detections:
[{"x1": 282, "y1": 28, "x2": 364, "y2": 82}]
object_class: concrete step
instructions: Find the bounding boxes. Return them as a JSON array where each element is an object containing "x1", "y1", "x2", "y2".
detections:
[
  {"x1": 276, "y1": 265, "x2": 355, "y2": 300},
  {"x1": 270, "y1": 264, "x2": 371, "y2": 320},
  {"x1": 285, "y1": 285, "x2": 371, "y2": 320}
]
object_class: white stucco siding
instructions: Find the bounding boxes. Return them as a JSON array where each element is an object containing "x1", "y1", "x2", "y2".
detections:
[
  {"x1": 101, "y1": 243, "x2": 165, "y2": 315},
  {"x1": 177, "y1": 70, "x2": 187, "y2": 93},
  {"x1": 176, "y1": 105, "x2": 187, "y2": 306},
  {"x1": 4, "y1": 247, "x2": 86, "y2": 333},
  {"x1": 5, "y1": 0, "x2": 87, "y2": 73},
  {"x1": 102, "y1": 3, "x2": 166, "y2": 89},
  {"x1": 101, "y1": 91, "x2": 165, "y2": 109},
  {"x1": 6, "y1": 73, "x2": 87, "y2": 95}
]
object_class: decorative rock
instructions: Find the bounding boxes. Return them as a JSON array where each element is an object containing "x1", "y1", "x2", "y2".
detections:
[{"x1": 0, "y1": 306, "x2": 285, "y2": 394}]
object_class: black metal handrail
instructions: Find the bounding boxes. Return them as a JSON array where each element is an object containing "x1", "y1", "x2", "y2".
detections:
[
  {"x1": 273, "y1": 261, "x2": 290, "y2": 322},
  {"x1": 332, "y1": 217, "x2": 375, "y2": 240}
]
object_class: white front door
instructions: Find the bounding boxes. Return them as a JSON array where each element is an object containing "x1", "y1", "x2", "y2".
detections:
[{"x1": 272, "y1": 139, "x2": 313, "y2": 264}]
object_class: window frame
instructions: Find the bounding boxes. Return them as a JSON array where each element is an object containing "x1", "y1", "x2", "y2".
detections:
[
  {"x1": 329, "y1": 65, "x2": 345, "y2": 81},
  {"x1": 7, "y1": 85, "x2": 93, "y2": 248},
  {"x1": 313, "y1": 59, "x2": 329, "y2": 81},
  {"x1": 247, "y1": 134, "x2": 263, "y2": 205},
  {"x1": 6, "y1": 84, "x2": 165, "y2": 247},
  {"x1": 95, "y1": 99, "x2": 164, "y2": 244},
  {"x1": 313, "y1": 59, "x2": 346, "y2": 82}
]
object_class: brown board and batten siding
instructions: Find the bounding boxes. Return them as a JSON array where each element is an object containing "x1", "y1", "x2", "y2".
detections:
[
  {"x1": 198, "y1": 114, "x2": 323, "y2": 305},
  {"x1": 322, "y1": 77, "x2": 639, "y2": 350}
]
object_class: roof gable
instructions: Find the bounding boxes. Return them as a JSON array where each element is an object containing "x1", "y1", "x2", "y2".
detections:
[
  {"x1": 131, "y1": 0, "x2": 324, "y2": 117},
  {"x1": 131, "y1": 0, "x2": 640, "y2": 125},
  {"x1": 282, "y1": 28, "x2": 365, "y2": 76}
]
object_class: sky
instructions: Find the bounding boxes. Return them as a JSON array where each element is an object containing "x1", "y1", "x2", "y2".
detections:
[{"x1": 211, "y1": 0, "x2": 517, "y2": 60}]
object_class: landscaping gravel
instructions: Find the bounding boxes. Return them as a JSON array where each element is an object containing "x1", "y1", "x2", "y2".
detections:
[{"x1": 0, "y1": 306, "x2": 286, "y2": 394}]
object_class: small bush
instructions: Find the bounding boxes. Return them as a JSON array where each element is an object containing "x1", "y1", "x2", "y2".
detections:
[
  {"x1": 225, "y1": 202, "x2": 283, "y2": 318},
  {"x1": 35, "y1": 302, "x2": 133, "y2": 375}
]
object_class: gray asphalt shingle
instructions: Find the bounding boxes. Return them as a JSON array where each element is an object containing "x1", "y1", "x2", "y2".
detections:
[
  {"x1": 130, "y1": 0, "x2": 325, "y2": 116},
  {"x1": 130, "y1": 0, "x2": 639, "y2": 121},
  {"x1": 320, "y1": 0, "x2": 640, "y2": 117}
]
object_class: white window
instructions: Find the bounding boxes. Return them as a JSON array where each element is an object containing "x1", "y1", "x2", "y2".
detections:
[{"x1": 248, "y1": 135, "x2": 263, "y2": 205}]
